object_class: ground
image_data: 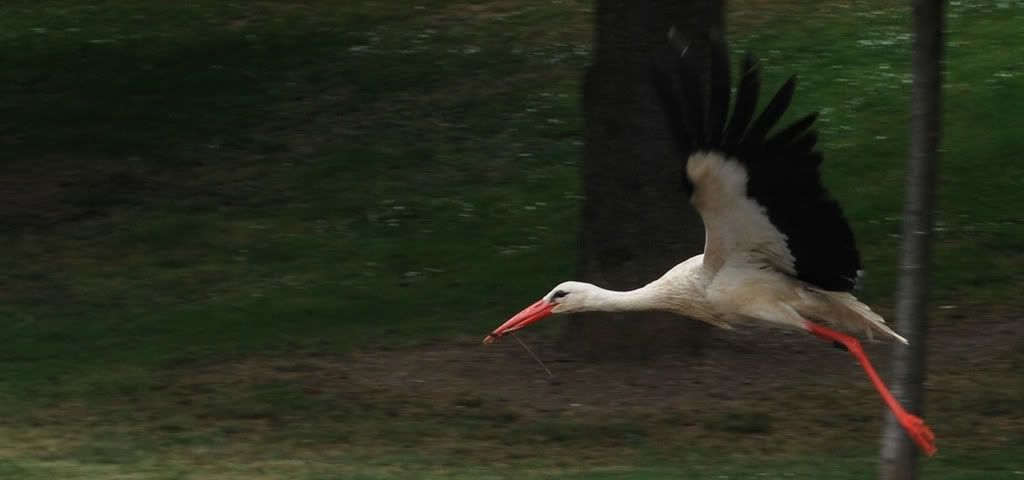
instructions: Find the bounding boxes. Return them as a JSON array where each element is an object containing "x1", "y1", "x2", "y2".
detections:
[
  {"x1": 1, "y1": 318, "x2": 1021, "y2": 478},
  {"x1": 1, "y1": 0, "x2": 1023, "y2": 478}
]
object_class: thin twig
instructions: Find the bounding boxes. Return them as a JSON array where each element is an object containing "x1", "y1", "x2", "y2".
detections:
[{"x1": 511, "y1": 332, "x2": 551, "y2": 376}]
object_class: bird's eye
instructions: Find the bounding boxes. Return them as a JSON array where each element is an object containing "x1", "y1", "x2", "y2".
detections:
[{"x1": 552, "y1": 290, "x2": 568, "y2": 300}]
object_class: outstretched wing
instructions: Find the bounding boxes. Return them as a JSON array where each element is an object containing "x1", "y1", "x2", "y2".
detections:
[{"x1": 653, "y1": 30, "x2": 861, "y2": 292}]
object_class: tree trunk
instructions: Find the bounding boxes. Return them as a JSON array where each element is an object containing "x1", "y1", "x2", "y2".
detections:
[
  {"x1": 879, "y1": 0, "x2": 944, "y2": 478},
  {"x1": 559, "y1": 0, "x2": 723, "y2": 360}
]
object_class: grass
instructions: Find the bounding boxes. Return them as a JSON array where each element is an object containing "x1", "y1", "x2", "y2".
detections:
[{"x1": 1, "y1": 0, "x2": 1023, "y2": 478}]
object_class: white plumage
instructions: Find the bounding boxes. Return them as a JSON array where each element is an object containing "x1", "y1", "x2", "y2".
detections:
[
  {"x1": 483, "y1": 33, "x2": 936, "y2": 455},
  {"x1": 510, "y1": 151, "x2": 904, "y2": 344}
]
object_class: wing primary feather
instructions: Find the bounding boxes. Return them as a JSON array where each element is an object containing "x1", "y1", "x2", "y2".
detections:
[
  {"x1": 706, "y1": 39, "x2": 731, "y2": 146},
  {"x1": 677, "y1": 53, "x2": 706, "y2": 149},
  {"x1": 654, "y1": 38, "x2": 864, "y2": 292},
  {"x1": 723, "y1": 53, "x2": 760, "y2": 150},
  {"x1": 667, "y1": 26, "x2": 689, "y2": 57},
  {"x1": 666, "y1": 28, "x2": 708, "y2": 149},
  {"x1": 787, "y1": 131, "x2": 819, "y2": 157},
  {"x1": 665, "y1": 27, "x2": 706, "y2": 150},
  {"x1": 762, "y1": 111, "x2": 819, "y2": 152},
  {"x1": 652, "y1": 53, "x2": 691, "y2": 153},
  {"x1": 743, "y1": 75, "x2": 797, "y2": 145}
]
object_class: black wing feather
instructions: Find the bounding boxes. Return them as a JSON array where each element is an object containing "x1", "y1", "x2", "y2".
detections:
[
  {"x1": 706, "y1": 40, "x2": 731, "y2": 146},
  {"x1": 722, "y1": 53, "x2": 760, "y2": 150},
  {"x1": 678, "y1": 54, "x2": 706, "y2": 150},
  {"x1": 652, "y1": 53, "x2": 691, "y2": 154},
  {"x1": 667, "y1": 27, "x2": 707, "y2": 151},
  {"x1": 762, "y1": 112, "x2": 818, "y2": 153},
  {"x1": 742, "y1": 76, "x2": 796, "y2": 146},
  {"x1": 658, "y1": 30, "x2": 862, "y2": 292}
]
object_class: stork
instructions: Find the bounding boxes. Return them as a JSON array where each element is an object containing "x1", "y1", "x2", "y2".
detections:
[{"x1": 483, "y1": 31, "x2": 937, "y2": 456}]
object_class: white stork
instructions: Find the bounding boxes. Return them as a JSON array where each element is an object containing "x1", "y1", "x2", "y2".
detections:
[{"x1": 483, "y1": 31, "x2": 937, "y2": 456}]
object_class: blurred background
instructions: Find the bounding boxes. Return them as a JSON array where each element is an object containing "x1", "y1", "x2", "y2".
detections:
[{"x1": 1, "y1": 0, "x2": 1022, "y2": 478}]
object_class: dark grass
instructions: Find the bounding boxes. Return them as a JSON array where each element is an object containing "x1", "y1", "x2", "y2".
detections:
[{"x1": 1, "y1": 0, "x2": 1023, "y2": 477}]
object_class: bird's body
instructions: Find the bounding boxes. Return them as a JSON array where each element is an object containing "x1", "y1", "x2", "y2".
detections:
[
  {"x1": 483, "y1": 31, "x2": 935, "y2": 455},
  {"x1": 543, "y1": 244, "x2": 905, "y2": 347},
  {"x1": 541, "y1": 150, "x2": 905, "y2": 344}
]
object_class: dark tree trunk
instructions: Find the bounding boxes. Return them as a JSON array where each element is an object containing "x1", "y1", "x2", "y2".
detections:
[
  {"x1": 879, "y1": 0, "x2": 944, "y2": 478},
  {"x1": 559, "y1": 0, "x2": 723, "y2": 360}
]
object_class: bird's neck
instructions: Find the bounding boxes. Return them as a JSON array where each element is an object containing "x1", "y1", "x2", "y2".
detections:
[{"x1": 585, "y1": 282, "x2": 671, "y2": 313}]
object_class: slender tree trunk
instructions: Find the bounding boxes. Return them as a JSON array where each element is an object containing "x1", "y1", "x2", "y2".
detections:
[
  {"x1": 879, "y1": 1, "x2": 944, "y2": 478},
  {"x1": 559, "y1": 0, "x2": 722, "y2": 360}
]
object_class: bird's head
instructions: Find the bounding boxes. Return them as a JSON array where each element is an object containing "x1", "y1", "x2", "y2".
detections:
[{"x1": 483, "y1": 281, "x2": 598, "y2": 344}]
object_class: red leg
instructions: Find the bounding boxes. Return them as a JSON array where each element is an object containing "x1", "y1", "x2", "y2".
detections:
[{"x1": 805, "y1": 321, "x2": 937, "y2": 456}]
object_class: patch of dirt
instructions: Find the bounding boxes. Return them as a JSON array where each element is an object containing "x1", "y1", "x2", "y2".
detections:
[
  {"x1": 164, "y1": 316, "x2": 1023, "y2": 426},
  {"x1": 343, "y1": 328, "x2": 848, "y2": 417},
  {"x1": 9, "y1": 315, "x2": 1020, "y2": 464},
  {"x1": 0, "y1": 156, "x2": 147, "y2": 231},
  {"x1": 372, "y1": 318, "x2": 1005, "y2": 398}
]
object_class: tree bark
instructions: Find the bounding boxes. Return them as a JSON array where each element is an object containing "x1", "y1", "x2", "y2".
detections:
[
  {"x1": 879, "y1": 0, "x2": 944, "y2": 478},
  {"x1": 559, "y1": 0, "x2": 723, "y2": 360}
]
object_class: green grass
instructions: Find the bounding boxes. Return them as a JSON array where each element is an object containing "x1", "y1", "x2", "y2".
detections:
[
  {"x1": 2, "y1": 0, "x2": 586, "y2": 386},
  {"x1": 1, "y1": 0, "x2": 1023, "y2": 478}
]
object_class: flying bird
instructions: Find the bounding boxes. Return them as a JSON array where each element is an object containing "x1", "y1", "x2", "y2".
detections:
[{"x1": 483, "y1": 30, "x2": 936, "y2": 456}]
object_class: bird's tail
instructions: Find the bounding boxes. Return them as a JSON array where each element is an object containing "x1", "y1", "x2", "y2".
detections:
[{"x1": 809, "y1": 290, "x2": 908, "y2": 345}]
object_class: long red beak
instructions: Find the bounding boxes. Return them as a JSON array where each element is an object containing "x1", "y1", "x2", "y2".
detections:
[{"x1": 483, "y1": 299, "x2": 555, "y2": 344}]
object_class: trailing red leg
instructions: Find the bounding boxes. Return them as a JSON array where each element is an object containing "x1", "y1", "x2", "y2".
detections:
[{"x1": 805, "y1": 321, "x2": 937, "y2": 456}]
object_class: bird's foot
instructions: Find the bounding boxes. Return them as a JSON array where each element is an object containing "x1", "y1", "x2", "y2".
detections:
[
  {"x1": 805, "y1": 320, "x2": 937, "y2": 457},
  {"x1": 897, "y1": 411, "x2": 938, "y2": 456}
]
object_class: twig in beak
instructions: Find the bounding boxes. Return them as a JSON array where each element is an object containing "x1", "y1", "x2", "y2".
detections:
[{"x1": 511, "y1": 332, "x2": 551, "y2": 376}]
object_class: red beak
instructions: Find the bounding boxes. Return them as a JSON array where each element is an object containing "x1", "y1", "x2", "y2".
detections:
[{"x1": 483, "y1": 299, "x2": 555, "y2": 344}]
